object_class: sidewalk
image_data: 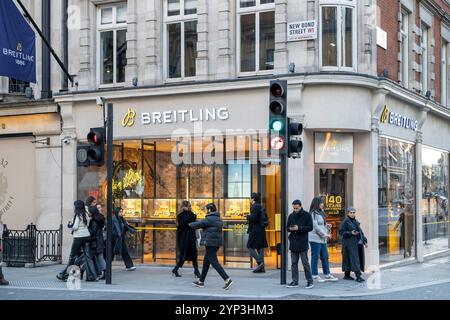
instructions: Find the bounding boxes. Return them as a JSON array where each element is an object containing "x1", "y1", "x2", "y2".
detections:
[{"x1": 1, "y1": 256, "x2": 450, "y2": 299}]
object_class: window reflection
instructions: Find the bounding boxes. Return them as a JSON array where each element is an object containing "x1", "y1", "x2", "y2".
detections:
[
  {"x1": 422, "y1": 147, "x2": 449, "y2": 255},
  {"x1": 378, "y1": 138, "x2": 416, "y2": 263},
  {"x1": 322, "y1": 7, "x2": 337, "y2": 67}
]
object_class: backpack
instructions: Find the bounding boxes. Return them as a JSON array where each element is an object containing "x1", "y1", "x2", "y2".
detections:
[{"x1": 260, "y1": 208, "x2": 269, "y2": 228}]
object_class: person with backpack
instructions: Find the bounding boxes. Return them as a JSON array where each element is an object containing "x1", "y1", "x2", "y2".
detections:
[
  {"x1": 309, "y1": 197, "x2": 338, "y2": 282},
  {"x1": 57, "y1": 200, "x2": 97, "y2": 282},
  {"x1": 246, "y1": 193, "x2": 269, "y2": 273}
]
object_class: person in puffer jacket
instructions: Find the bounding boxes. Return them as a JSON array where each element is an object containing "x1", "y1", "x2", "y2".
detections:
[{"x1": 189, "y1": 203, "x2": 233, "y2": 290}]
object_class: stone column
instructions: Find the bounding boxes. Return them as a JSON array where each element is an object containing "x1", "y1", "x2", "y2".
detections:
[
  {"x1": 196, "y1": 0, "x2": 209, "y2": 80},
  {"x1": 217, "y1": 0, "x2": 233, "y2": 79},
  {"x1": 59, "y1": 101, "x2": 78, "y2": 261},
  {"x1": 77, "y1": 0, "x2": 93, "y2": 90},
  {"x1": 144, "y1": 0, "x2": 160, "y2": 85},
  {"x1": 415, "y1": 107, "x2": 429, "y2": 262},
  {"x1": 274, "y1": 0, "x2": 288, "y2": 74},
  {"x1": 125, "y1": 0, "x2": 138, "y2": 86}
]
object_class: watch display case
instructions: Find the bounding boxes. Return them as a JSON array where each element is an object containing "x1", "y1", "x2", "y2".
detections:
[
  {"x1": 223, "y1": 198, "x2": 250, "y2": 220},
  {"x1": 121, "y1": 199, "x2": 142, "y2": 220},
  {"x1": 151, "y1": 199, "x2": 177, "y2": 219},
  {"x1": 190, "y1": 199, "x2": 212, "y2": 219}
]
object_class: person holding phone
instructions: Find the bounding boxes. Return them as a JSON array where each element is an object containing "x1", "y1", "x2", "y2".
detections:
[
  {"x1": 338, "y1": 207, "x2": 368, "y2": 283},
  {"x1": 286, "y1": 200, "x2": 314, "y2": 289}
]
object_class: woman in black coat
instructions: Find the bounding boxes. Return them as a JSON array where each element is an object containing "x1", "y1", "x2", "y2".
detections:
[
  {"x1": 339, "y1": 207, "x2": 368, "y2": 283},
  {"x1": 246, "y1": 193, "x2": 268, "y2": 273},
  {"x1": 172, "y1": 201, "x2": 200, "y2": 278},
  {"x1": 88, "y1": 206, "x2": 106, "y2": 280}
]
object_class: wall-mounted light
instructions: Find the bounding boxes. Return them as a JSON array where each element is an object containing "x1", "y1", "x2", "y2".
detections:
[{"x1": 288, "y1": 63, "x2": 296, "y2": 73}]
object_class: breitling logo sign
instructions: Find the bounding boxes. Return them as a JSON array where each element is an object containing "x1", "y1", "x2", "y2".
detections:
[
  {"x1": 380, "y1": 105, "x2": 418, "y2": 131},
  {"x1": 122, "y1": 108, "x2": 137, "y2": 127}
]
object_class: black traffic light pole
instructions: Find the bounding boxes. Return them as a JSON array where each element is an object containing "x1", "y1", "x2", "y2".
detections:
[
  {"x1": 280, "y1": 150, "x2": 288, "y2": 285},
  {"x1": 106, "y1": 103, "x2": 114, "y2": 285}
]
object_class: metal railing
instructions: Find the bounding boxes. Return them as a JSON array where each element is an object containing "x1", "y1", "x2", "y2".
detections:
[{"x1": 2, "y1": 224, "x2": 63, "y2": 267}]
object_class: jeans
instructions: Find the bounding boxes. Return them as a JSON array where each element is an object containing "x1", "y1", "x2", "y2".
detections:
[
  {"x1": 291, "y1": 251, "x2": 313, "y2": 283},
  {"x1": 310, "y1": 242, "x2": 331, "y2": 276},
  {"x1": 200, "y1": 246, "x2": 229, "y2": 282},
  {"x1": 94, "y1": 252, "x2": 106, "y2": 274},
  {"x1": 61, "y1": 236, "x2": 90, "y2": 274},
  {"x1": 112, "y1": 239, "x2": 134, "y2": 269},
  {"x1": 249, "y1": 248, "x2": 265, "y2": 265}
]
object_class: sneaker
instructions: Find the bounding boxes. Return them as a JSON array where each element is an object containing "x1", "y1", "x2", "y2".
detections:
[
  {"x1": 223, "y1": 279, "x2": 233, "y2": 290},
  {"x1": 324, "y1": 274, "x2": 339, "y2": 282},
  {"x1": 305, "y1": 281, "x2": 315, "y2": 289},
  {"x1": 286, "y1": 281, "x2": 299, "y2": 288},
  {"x1": 193, "y1": 281, "x2": 205, "y2": 288},
  {"x1": 313, "y1": 275, "x2": 325, "y2": 283},
  {"x1": 252, "y1": 263, "x2": 265, "y2": 273},
  {"x1": 355, "y1": 277, "x2": 366, "y2": 283},
  {"x1": 126, "y1": 267, "x2": 136, "y2": 271}
]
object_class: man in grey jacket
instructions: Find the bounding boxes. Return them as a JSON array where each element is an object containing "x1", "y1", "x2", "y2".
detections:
[{"x1": 0, "y1": 215, "x2": 9, "y2": 285}]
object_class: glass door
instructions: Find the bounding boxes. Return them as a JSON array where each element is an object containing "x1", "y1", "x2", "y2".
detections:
[{"x1": 315, "y1": 165, "x2": 353, "y2": 265}]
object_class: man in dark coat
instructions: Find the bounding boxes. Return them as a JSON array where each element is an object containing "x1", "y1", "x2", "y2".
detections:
[
  {"x1": 247, "y1": 193, "x2": 269, "y2": 273},
  {"x1": 190, "y1": 203, "x2": 233, "y2": 290},
  {"x1": 339, "y1": 207, "x2": 368, "y2": 283},
  {"x1": 286, "y1": 200, "x2": 314, "y2": 289},
  {"x1": 112, "y1": 207, "x2": 136, "y2": 271},
  {"x1": 88, "y1": 206, "x2": 106, "y2": 280},
  {"x1": 172, "y1": 201, "x2": 200, "y2": 278}
]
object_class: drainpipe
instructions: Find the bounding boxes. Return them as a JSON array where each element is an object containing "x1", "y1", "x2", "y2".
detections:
[
  {"x1": 41, "y1": 0, "x2": 52, "y2": 99},
  {"x1": 61, "y1": 0, "x2": 68, "y2": 91}
]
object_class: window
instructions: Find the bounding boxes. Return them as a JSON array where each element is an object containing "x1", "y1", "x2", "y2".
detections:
[
  {"x1": 97, "y1": 3, "x2": 128, "y2": 86},
  {"x1": 320, "y1": 1, "x2": 356, "y2": 70},
  {"x1": 237, "y1": 0, "x2": 275, "y2": 74},
  {"x1": 164, "y1": 0, "x2": 198, "y2": 79},
  {"x1": 8, "y1": 78, "x2": 29, "y2": 94},
  {"x1": 422, "y1": 147, "x2": 449, "y2": 255},
  {"x1": 442, "y1": 40, "x2": 449, "y2": 107},
  {"x1": 400, "y1": 9, "x2": 409, "y2": 87},
  {"x1": 378, "y1": 137, "x2": 416, "y2": 263},
  {"x1": 420, "y1": 23, "x2": 429, "y2": 95}
]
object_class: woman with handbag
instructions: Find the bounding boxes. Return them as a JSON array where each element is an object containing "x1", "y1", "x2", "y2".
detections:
[
  {"x1": 172, "y1": 201, "x2": 201, "y2": 278},
  {"x1": 57, "y1": 200, "x2": 97, "y2": 281},
  {"x1": 338, "y1": 207, "x2": 368, "y2": 283},
  {"x1": 112, "y1": 207, "x2": 136, "y2": 271}
]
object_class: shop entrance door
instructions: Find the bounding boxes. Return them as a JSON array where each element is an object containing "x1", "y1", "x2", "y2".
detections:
[{"x1": 315, "y1": 165, "x2": 353, "y2": 266}]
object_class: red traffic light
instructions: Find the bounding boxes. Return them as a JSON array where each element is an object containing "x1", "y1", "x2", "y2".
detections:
[
  {"x1": 270, "y1": 83, "x2": 284, "y2": 97},
  {"x1": 87, "y1": 129, "x2": 104, "y2": 145}
]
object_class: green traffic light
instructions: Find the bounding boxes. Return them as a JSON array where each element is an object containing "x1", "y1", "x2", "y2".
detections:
[{"x1": 271, "y1": 120, "x2": 284, "y2": 132}]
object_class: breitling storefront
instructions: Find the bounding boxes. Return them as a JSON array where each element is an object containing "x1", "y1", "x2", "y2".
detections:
[{"x1": 67, "y1": 86, "x2": 283, "y2": 269}]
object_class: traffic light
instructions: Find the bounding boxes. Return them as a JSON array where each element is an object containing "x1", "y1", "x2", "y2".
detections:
[
  {"x1": 269, "y1": 80, "x2": 287, "y2": 153},
  {"x1": 287, "y1": 118, "x2": 303, "y2": 158},
  {"x1": 87, "y1": 127, "x2": 105, "y2": 166}
]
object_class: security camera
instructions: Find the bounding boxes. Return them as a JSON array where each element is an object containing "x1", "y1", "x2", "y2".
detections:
[
  {"x1": 96, "y1": 97, "x2": 105, "y2": 107},
  {"x1": 63, "y1": 138, "x2": 71, "y2": 145}
]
